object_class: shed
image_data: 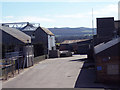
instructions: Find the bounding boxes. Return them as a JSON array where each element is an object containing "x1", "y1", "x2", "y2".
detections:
[
  {"x1": 60, "y1": 39, "x2": 91, "y2": 54},
  {"x1": 96, "y1": 17, "x2": 116, "y2": 45},
  {"x1": 20, "y1": 23, "x2": 56, "y2": 58},
  {"x1": 94, "y1": 37, "x2": 120, "y2": 83},
  {"x1": 94, "y1": 17, "x2": 120, "y2": 83},
  {"x1": 0, "y1": 25, "x2": 34, "y2": 67},
  {"x1": 1, "y1": 22, "x2": 57, "y2": 58},
  {"x1": 114, "y1": 20, "x2": 120, "y2": 36}
]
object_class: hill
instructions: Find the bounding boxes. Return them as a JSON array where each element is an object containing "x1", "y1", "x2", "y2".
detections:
[
  {"x1": 49, "y1": 27, "x2": 96, "y2": 36},
  {"x1": 48, "y1": 27, "x2": 96, "y2": 42}
]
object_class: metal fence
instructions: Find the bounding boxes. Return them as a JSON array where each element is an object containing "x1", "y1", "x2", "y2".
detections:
[
  {"x1": 1, "y1": 54, "x2": 45, "y2": 80},
  {"x1": 1, "y1": 52, "x2": 24, "y2": 80}
]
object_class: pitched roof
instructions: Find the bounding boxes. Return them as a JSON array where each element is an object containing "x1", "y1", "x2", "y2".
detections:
[
  {"x1": 21, "y1": 24, "x2": 38, "y2": 31},
  {"x1": 20, "y1": 24, "x2": 54, "y2": 35},
  {"x1": 0, "y1": 25, "x2": 31, "y2": 43},
  {"x1": 61, "y1": 39, "x2": 89, "y2": 44},
  {"x1": 94, "y1": 37, "x2": 120, "y2": 54},
  {"x1": 40, "y1": 27, "x2": 54, "y2": 36}
]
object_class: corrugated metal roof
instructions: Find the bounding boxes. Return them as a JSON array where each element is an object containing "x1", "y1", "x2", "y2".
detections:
[
  {"x1": 21, "y1": 24, "x2": 38, "y2": 31},
  {"x1": 41, "y1": 27, "x2": 54, "y2": 36},
  {"x1": 94, "y1": 37, "x2": 120, "y2": 54},
  {"x1": 0, "y1": 25, "x2": 31, "y2": 43},
  {"x1": 61, "y1": 39, "x2": 89, "y2": 44},
  {"x1": 17, "y1": 23, "x2": 54, "y2": 35}
]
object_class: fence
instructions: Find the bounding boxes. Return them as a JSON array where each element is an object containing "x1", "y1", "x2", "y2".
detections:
[
  {"x1": 1, "y1": 55, "x2": 45, "y2": 80},
  {"x1": 1, "y1": 62, "x2": 15, "y2": 80},
  {"x1": 1, "y1": 58, "x2": 23, "y2": 80},
  {"x1": 1, "y1": 51, "x2": 24, "y2": 80}
]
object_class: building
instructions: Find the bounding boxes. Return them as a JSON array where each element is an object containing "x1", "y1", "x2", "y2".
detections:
[
  {"x1": 94, "y1": 17, "x2": 116, "y2": 46},
  {"x1": 21, "y1": 23, "x2": 56, "y2": 58},
  {"x1": 94, "y1": 17, "x2": 120, "y2": 83},
  {"x1": 60, "y1": 39, "x2": 91, "y2": 54},
  {"x1": 114, "y1": 20, "x2": 120, "y2": 36},
  {"x1": 94, "y1": 37, "x2": 120, "y2": 83},
  {"x1": 2, "y1": 22, "x2": 56, "y2": 58},
  {"x1": 0, "y1": 25, "x2": 34, "y2": 67}
]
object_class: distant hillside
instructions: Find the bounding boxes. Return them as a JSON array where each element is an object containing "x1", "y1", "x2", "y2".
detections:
[
  {"x1": 49, "y1": 27, "x2": 96, "y2": 37},
  {"x1": 48, "y1": 27, "x2": 96, "y2": 43}
]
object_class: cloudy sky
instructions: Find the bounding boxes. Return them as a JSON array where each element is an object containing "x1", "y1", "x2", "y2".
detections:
[{"x1": 0, "y1": 0, "x2": 119, "y2": 28}]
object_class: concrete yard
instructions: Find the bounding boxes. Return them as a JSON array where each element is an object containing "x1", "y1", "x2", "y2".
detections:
[{"x1": 2, "y1": 55, "x2": 87, "y2": 88}]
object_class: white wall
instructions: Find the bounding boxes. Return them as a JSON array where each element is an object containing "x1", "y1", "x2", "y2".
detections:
[{"x1": 48, "y1": 35, "x2": 56, "y2": 50}]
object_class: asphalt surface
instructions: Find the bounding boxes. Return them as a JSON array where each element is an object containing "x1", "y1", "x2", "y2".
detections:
[{"x1": 2, "y1": 55, "x2": 87, "y2": 88}]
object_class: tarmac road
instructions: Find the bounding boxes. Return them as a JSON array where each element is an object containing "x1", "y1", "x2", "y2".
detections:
[{"x1": 2, "y1": 55, "x2": 87, "y2": 88}]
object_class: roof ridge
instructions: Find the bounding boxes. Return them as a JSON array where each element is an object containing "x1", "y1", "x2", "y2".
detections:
[{"x1": 41, "y1": 27, "x2": 54, "y2": 36}]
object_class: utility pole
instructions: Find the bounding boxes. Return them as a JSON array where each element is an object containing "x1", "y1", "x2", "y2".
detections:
[
  {"x1": 92, "y1": 8, "x2": 94, "y2": 38},
  {"x1": 91, "y1": 8, "x2": 95, "y2": 61}
]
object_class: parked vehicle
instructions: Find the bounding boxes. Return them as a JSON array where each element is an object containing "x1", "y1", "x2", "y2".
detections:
[{"x1": 60, "y1": 50, "x2": 72, "y2": 57}]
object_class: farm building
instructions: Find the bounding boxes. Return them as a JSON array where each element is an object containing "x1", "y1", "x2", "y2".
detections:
[
  {"x1": 94, "y1": 37, "x2": 120, "y2": 83},
  {"x1": 94, "y1": 17, "x2": 117, "y2": 46},
  {"x1": 60, "y1": 39, "x2": 92, "y2": 54},
  {"x1": 2, "y1": 22, "x2": 57, "y2": 58},
  {"x1": 94, "y1": 17, "x2": 120, "y2": 83},
  {"x1": 21, "y1": 23, "x2": 56, "y2": 58},
  {"x1": 0, "y1": 25, "x2": 34, "y2": 68},
  {"x1": 114, "y1": 20, "x2": 120, "y2": 36}
]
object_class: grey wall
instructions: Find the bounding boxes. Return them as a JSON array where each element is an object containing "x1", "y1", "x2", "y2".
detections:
[
  {"x1": 34, "y1": 27, "x2": 48, "y2": 55},
  {"x1": 23, "y1": 27, "x2": 49, "y2": 56},
  {"x1": 97, "y1": 18, "x2": 115, "y2": 39}
]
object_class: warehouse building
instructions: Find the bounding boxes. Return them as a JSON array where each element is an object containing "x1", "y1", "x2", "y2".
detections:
[
  {"x1": 60, "y1": 39, "x2": 91, "y2": 54},
  {"x1": 20, "y1": 23, "x2": 56, "y2": 58},
  {"x1": 94, "y1": 17, "x2": 120, "y2": 83},
  {"x1": 0, "y1": 25, "x2": 34, "y2": 67},
  {"x1": 2, "y1": 22, "x2": 57, "y2": 58},
  {"x1": 114, "y1": 20, "x2": 120, "y2": 36},
  {"x1": 94, "y1": 17, "x2": 117, "y2": 46}
]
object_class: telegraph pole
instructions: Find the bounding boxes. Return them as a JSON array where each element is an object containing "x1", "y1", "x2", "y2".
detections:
[
  {"x1": 92, "y1": 8, "x2": 94, "y2": 38},
  {"x1": 91, "y1": 8, "x2": 95, "y2": 60}
]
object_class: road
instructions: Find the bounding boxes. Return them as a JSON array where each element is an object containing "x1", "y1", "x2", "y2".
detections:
[{"x1": 2, "y1": 55, "x2": 87, "y2": 88}]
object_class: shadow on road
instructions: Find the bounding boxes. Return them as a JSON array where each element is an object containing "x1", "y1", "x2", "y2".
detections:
[
  {"x1": 69, "y1": 58, "x2": 88, "y2": 62},
  {"x1": 73, "y1": 58, "x2": 120, "y2": 89},
  {"x1": 74, "y1": 62, "x2": 104, "y2": 88}
]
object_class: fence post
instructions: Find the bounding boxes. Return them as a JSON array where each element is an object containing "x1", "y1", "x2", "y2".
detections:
[
  {"x1": 11, "y1": 60, "x2": 14, "y2": 77},
  {"x1": 5, "y1": 67, "x2": 8, "y2": 80},
  {"x1": 17, "y1": 58, "x2": 19, "y2": 74}
]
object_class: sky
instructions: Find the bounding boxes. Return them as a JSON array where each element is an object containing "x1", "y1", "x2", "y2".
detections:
[{"x1": 0, "y1": 0, "x2": 119, "y2": 28}]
